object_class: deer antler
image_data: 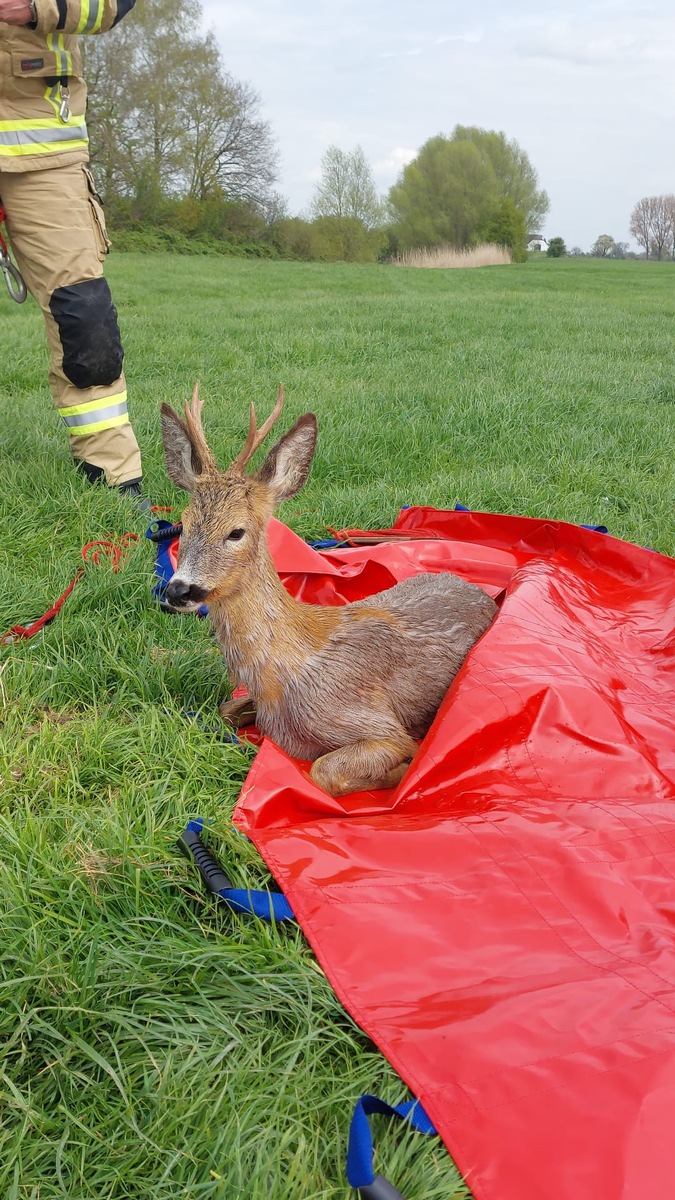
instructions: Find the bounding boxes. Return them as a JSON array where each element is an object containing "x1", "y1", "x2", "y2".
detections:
[
  {"x1": 230, "y1": 384, "x2": 285, "y2": 473},
  {"x1": 183, "y1": 381, "x2": 217, "y2": 475}
]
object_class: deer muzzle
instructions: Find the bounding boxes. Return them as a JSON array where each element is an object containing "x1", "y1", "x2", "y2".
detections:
[{"x1": 165, "y1": 577, "x2": 209, "y2": 610}]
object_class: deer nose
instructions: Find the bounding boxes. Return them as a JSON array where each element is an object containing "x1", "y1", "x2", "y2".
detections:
[{"x1": 165, "y1": 577, "x2": 195, "y2": 607}]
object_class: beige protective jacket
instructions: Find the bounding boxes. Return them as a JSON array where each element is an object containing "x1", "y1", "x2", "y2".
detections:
[{"x1": 0, "y1": 0, "x2": 135, "y2": 172}]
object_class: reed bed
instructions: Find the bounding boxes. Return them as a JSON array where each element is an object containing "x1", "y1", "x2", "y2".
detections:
[{"x1": 393, "y1": 243, "x2": 511, "y2": 269}]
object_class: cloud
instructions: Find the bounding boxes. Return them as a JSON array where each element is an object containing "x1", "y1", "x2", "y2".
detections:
[
  {"x1": 201, "y1": 0, "x2": 327, "y2": 51},
  {"x1": 378, "y1": 28, "x2": 483, "y2": 58},
  {"x1": 373, "y1": 147, "x2": 417, "y2": 177},
  {"x1": 514, "y1": 14, "x2": 675, "y2": 67},
  {"x1": 379, "y1": 49, "x2": 422, "y2": 59},
  {"x1": 435, "y1": 31, "x2": 483, "y2": 45},
  {"x1": 517, "y1": 27, "x2": 635, "y2": 65}
]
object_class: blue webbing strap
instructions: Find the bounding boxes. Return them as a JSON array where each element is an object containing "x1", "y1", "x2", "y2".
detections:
[
  {"x1": 179, "y1": 821, "x2": 295, "y2": 923},
  {"x1": 219, "y1": 886, "x2": 295, "y2": 922},
  {"x1": 347, "y1": 1093, "x2": 437, "y2": 1199}
]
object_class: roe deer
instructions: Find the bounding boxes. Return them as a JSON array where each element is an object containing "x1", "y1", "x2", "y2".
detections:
[{"x1": 161, "y1": 384, "x2": 497, "y2": 797}]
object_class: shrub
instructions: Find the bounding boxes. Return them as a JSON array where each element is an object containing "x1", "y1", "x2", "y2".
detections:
[
  {"x1": 109, "y1": 225, "x2": 275, "y2": 257},
  {"x1": 546, "y1": 237, "x2": 567, "y2": 258}
]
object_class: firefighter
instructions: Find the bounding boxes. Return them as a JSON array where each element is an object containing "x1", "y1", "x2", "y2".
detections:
[{"x1": 0, "y1": 0, "x2": 145, "y2": 501}]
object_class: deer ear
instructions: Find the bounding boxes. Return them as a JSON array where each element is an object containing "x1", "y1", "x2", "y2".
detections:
[
  {"x1": 256, "y1": 412, "x2": 317, "y2": 502},
  {"x1": 161, "y1": 403, "x2": 203, "y2": 492}
]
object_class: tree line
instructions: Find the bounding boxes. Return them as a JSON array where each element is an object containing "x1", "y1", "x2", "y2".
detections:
[
  {"x1": 629, "y1": 196, "x2": 675, "y2": 260},
  {"x1": 85, "y1": 0, "x2": 547, "y2": 263},
  {"x1": 565, "y1": 205, "x2": 675, "y2": 262}
]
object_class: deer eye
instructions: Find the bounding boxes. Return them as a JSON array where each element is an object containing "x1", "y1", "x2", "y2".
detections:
[{"x1": 227, "y1": 528, "x2": 245, "y2": 541}]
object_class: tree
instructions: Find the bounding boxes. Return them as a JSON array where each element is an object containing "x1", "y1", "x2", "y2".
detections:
[
  {"x1": 629, "y1": 196, "x2": 675, "y2": 260},
  {"x1": 546, "y1": 237, "x2": 567, "y2": 257},
  {"x1": 184, "y1": 66, "x2": 277, "y2": 203},
  {"x1": 450, "y1": 126, "x2": 549, "y2": 232},
  {"x1": 476, "y1": 197, "x2": 527, "y2": 262},
  {"x1": 590, "y1": 234, "x2": 629, "y2": 259},
  {"x1": 259, "y1": 191, "x2": 290, "y2": 226},
  {"x1": 629, "y1": 198, "x2": 652, "y2": 258},
  {"x1": 638, "y1": 194, "x2": 667, "y2": 260},
  {"x1": 665, "y1": 195, "x2": 675, "y2": 260},
  {"x1": 647, "y1": 196, "x2": 672, "y2": 260},
  {"x1": 311, "y1": 146, "x2": 383, "y2": 228},
  {"x1": 388, "y1": 128, "x2": 546, "y2": 254},
  {"x1": 84, "y1": 0, "x2": 277, "y2": 212},
  {"x1": 389, "y1": 136, "x2": 499, "y2": 250},
  {"x1": 591, "y1": 234, "x2": 616, "y2": 258}
]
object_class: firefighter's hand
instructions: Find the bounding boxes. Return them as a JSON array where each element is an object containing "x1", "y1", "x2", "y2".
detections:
[{"x1": 0, "y1": 0, "x2": 34, "y2": 24}]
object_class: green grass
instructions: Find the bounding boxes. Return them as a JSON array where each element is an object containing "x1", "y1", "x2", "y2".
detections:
[{"x1": 1, "y1": 254, "x2": 674, "y2": 1199}]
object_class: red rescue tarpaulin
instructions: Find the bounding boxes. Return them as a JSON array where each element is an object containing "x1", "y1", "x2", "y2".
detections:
[{"x1": 232, "y1": 507, "x2": 675, "y2": 1200}]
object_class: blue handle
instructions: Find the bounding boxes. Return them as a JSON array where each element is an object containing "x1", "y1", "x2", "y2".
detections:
[
  {"x1": 347, "y1": 1093, "x2": 436, "y2": 1198},
  {"x1": 178, "y1": 821, "x2": 295, "y2": 922}
]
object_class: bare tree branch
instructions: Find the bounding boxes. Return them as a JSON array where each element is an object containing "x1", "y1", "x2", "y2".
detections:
[{"x1": 84, "y1": 0, "x2": 277, "y2": 211}]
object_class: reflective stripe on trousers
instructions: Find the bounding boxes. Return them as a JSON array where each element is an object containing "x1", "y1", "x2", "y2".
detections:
[{"x1": 60, "y1": 391, "x2": 130, "y2": 437}]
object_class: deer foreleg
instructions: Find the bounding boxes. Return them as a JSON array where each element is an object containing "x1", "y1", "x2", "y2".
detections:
[
  {"x1": 310, "y1": 733, "x2": 417, "y2": 797},
  {"x1": 219, "y1": 694, "x2": 258, "y2": 730}
]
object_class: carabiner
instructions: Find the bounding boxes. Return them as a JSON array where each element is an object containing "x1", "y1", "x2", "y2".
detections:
[
  {"x1": 58, "y1": 84, "x2": 71, "y2": 123},
  {"x1": 1, "y1": 251, "x2": 27, "y2": 303},
  {"x1": 0, "y1": 206, "x2": 28, "y2": 303}
]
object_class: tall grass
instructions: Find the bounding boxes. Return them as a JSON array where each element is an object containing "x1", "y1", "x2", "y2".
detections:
[
  {"x1": 393, "y1": 243, "x2": 511, "y2": 268},
  {"x1": 0, "y1": 253, "x2": 674, "y2": 1199}
]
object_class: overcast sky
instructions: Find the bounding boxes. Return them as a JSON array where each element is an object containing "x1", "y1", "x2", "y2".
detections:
[{"x1": 202, "y1": 1, "x2": 675, "y2": 250}]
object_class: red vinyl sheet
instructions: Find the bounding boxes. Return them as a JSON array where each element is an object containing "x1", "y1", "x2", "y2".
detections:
[{"x1": 231, "y1": 508, "x2": 675, "y2": 1200}]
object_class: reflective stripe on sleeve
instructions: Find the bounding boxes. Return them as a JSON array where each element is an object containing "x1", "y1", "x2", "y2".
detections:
[
  {"x1": 76, "y1": 0, "x2": 103, "y2": 33},
  {"x1": 0, "y1": 116, "x2": 88, "y2": 157},
  {"x1": 75, "y1": 0, "x2": 91, "y2": 32},
  {"x1": 88, "y1": 0, "x2": 104, "y2": 32},
  {"x1": 61, "y1": 393, "x2": 130, "y2": 436}
]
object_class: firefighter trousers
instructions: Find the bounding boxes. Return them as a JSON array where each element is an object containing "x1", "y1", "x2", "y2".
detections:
[{"x1": 0, "y1": 162, "x2": 142, "y2": 487}]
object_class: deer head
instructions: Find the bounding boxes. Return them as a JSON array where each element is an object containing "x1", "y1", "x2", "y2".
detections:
[{"x1": 160, "y1": 383, "x2": 318, "y2": 610}]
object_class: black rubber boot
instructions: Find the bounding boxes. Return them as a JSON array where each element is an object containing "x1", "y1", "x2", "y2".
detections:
[
  {"x1": 118, "y1": 478, "x2": 151, "y2": 512},
  {"x1": 76, "y1": 462, "x2": 150, "y2": 511}
]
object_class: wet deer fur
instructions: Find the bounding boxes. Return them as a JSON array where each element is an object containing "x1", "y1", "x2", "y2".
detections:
[{"x1": 161, "y1": 384, "x2": 497, "y2": 797}]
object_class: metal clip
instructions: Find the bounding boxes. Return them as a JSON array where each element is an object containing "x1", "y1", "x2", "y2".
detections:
[
  {"x1": 58, "y1": 85, "x2": 71, "y2": 124},
  {"x1": 0, "y1": 247, "x2": 27, "y2": 303}
]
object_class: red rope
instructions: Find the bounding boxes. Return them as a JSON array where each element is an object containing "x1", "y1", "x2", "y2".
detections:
[
  {"x1": 2, "y1": 534, "x2": 138, "y2": 646},
  {"x1": 81, "y1": 532, "x2": 138, "y2": 570},
  {"x1": 327, "y1": 526, "x2": 444, "y2": 545},
  {"x1": 0, "y1": 204, "x2": 9, "y2": 257},
  {"x1": 326, "y1": 526, "x2": 358, "y2": 546}
]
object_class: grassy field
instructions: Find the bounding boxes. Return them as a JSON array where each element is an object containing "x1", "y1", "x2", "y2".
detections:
[{"x1": 1, "y1": 254, "x2": 674, "y2": 1200}]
